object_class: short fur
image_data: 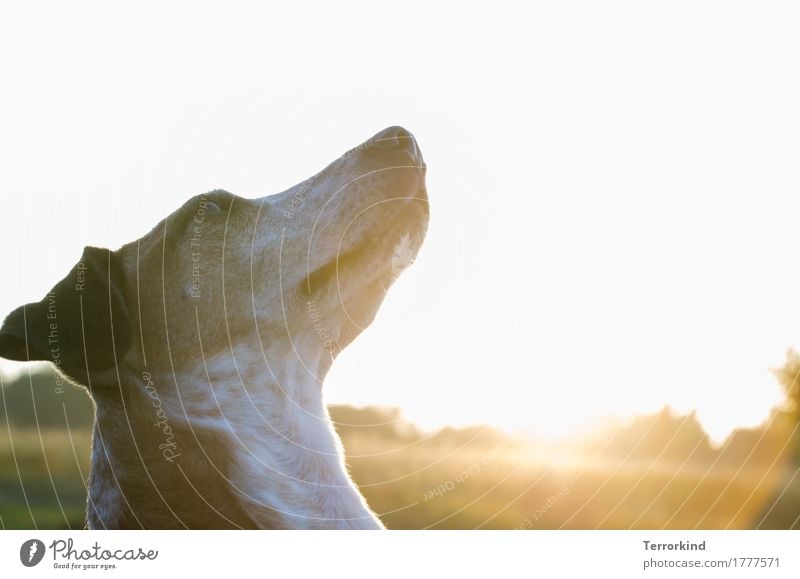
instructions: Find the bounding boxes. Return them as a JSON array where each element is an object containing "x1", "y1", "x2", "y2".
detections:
[{"x1": 0, "y1": 126, "x2": 428, "y2": 529}]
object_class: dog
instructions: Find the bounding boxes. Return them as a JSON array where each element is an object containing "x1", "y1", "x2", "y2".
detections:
[{"x1": 0, "y1": 126, "x2": 429, "y2": 529}]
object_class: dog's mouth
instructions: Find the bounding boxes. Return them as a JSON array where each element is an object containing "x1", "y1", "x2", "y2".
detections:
[{"x1": 300, "y1": 193, "x2": 428, "y2": 300}]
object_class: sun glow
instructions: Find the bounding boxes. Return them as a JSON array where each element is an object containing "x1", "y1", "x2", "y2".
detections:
[{"x1": 1, "y1": 2, "x2": 799, "y2": 446}]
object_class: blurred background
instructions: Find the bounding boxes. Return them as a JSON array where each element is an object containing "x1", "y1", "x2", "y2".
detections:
[
  {"x1": 2, "y1": 1, "x2": 800, "y2": 529},
  {"x1": 1, "y1": 358, "x2": 798, "y2": 529}
]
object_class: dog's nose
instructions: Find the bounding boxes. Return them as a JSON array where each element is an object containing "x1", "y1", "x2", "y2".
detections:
[
  {"x1": 369, "y1": 126, "x2": 424, "y2": 166},
  {"x1": 370, "y1": 126, "x2": 413, "y2": 150}
]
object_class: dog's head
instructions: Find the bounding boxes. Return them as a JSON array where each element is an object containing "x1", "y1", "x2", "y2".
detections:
[{"x1": 0, "y1": 125, "x2": 428, "y2": 386}]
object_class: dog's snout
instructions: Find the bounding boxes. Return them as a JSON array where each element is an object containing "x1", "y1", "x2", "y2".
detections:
[{"x1": 368, "y1": 125, "x2": 424, "y2": 168}]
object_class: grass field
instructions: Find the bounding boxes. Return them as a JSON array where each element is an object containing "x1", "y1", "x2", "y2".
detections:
[{"x1": 0, "y1": 427, "x2": 91, "y2": 529}]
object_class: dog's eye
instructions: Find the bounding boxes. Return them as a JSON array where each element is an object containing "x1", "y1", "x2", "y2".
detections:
[
  {"x1": 180, "y1": 190, "x2": 233, "y2": 225},
  {"x1": 203, "y1": 189, "x2": 236, "y2": 214}
]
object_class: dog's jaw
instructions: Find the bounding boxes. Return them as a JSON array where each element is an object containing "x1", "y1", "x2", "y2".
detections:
[{"x1": 297, "y1": 193, "x2": 429, "y2": 349}]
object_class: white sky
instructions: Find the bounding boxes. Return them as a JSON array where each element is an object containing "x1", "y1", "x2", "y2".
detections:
[{"x1": 1, "y1": 1, "x2": 799, "y2": 441}]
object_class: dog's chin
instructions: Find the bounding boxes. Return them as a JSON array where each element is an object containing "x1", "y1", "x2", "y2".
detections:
[{"x1": 299, "y1": 197, "x2": 428, "y2": 321}]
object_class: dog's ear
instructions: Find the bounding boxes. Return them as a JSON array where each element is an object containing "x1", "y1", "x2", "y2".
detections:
[{"x1": 0, "y1": 247, "x2": 131, "y2": 384}]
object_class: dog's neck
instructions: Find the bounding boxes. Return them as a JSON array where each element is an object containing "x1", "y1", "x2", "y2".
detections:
[{"x1": 84, "y1": 338, "x2": 382, "y2": 529}]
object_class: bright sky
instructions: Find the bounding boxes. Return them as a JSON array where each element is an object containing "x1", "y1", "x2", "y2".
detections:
[{"x1": 2, "y1": 2, "x2": 799, "y2": 442}]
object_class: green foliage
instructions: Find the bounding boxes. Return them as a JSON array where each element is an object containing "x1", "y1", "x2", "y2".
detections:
[{"x1": 772, "y1": 349, "x2": 800, "y2": 420}]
